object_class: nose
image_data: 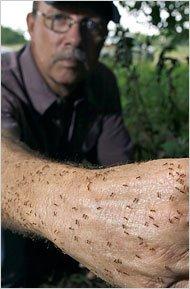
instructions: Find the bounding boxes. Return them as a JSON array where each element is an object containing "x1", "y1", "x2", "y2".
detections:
[{"x1": 65, "y1": 21, "x2": 82, "y2": 48}]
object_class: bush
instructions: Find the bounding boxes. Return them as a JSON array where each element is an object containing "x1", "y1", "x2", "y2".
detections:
[
  {"x1": 1, "y1": 26, "x2": 27, "y2": 45},
  {"x1": 101, "y1": 53, "x2": 189, "y2": 161}
]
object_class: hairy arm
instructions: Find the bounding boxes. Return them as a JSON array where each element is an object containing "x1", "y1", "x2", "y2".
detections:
[{"x1": 2, "y1": 137, "x2": 189, "y2": 288}]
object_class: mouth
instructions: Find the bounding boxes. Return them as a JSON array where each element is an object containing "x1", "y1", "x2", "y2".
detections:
[{"x1": 57, "y1": 58, "x2": 79, "y2": 68}]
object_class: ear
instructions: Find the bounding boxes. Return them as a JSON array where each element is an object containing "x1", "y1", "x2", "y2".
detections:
[{"x1": 27, "y1": 13, "x2": 35, "y2": 38}]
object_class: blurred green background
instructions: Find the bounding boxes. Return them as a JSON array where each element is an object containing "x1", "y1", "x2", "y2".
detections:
[
  {"x1": 1, "y1": 1, "x2": 189, "y2": 287},
  {"x1": 102, "y1": 41, "x2": 188, "y2": 161}
]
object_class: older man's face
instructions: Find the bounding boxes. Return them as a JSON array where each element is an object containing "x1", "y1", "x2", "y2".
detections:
[{"x1": 27, "y1": 2, "x2": 108, "y2": 89}]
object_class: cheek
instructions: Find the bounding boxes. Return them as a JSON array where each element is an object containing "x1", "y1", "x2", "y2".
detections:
[{"x1": 33, "y1": 29, "x2": 57, "y2": 67}]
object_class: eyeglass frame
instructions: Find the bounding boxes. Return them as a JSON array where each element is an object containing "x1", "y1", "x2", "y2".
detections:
[{"x1": 35, "y1": 10, "x2": 108, "y2": 38}]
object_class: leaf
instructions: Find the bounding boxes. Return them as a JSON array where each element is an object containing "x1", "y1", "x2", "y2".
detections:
[{"x1": 151, "y1": 5, "x2": 161, "y2": 26}]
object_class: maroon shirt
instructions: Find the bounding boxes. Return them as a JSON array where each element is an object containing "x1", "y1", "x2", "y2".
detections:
[{"x1": 2, "y1": 44, "x2": 133, "y2": 166}]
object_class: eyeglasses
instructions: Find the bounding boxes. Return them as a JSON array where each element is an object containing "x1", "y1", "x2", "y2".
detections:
[{"x1": 36, "y1": 11, "x2": 107, "y2": 38}]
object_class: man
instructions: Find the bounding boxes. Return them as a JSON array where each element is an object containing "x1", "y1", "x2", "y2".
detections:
[
  {"x1": 1, "y1": 1, "x2": 189, "y2": 288},
  {"x1": 2, "y1": 1, "x2": 133, "y2": 165},
  {"x1": 2, "y1": 1, "x2": 133, "y2": 287}
]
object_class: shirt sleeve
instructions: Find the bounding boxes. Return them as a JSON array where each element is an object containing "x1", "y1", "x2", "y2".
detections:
[
  {"x1": 1, "y1": 86, "x2": 21, "y2": 140},
  {"x1": 97, "y1": 113, "x2": 133, "y2": 166},
  {"x1": 1, "y1": 52, "x2": 22, "y2": 140}
]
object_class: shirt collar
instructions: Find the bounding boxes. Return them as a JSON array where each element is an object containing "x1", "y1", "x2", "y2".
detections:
[{"x1": 19, "y1": 44, "x2": 59, "y2": 115}]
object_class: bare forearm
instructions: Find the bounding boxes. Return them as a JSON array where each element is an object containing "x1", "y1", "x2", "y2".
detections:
[
  {"x1": 2, "y1": 137, "x2": 85, "y2": 236},
  {"x1": 2, "y1": 137, "x2": 189, "y2": 287}
]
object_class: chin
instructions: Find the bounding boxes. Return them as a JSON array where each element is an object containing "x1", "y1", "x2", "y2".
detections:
[
  {"x1": 55, "y1": 74, "x2": 78, "y2": 85},
  {"x1": 53, "y1": 67, "x2": 86, "y2": 85}
]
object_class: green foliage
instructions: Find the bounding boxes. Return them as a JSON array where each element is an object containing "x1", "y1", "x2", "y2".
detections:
[
  {"x1": 102, "y1": 49, "x2": 188, "y2": 161},
  {"x1": 105, "y1": 0, "x2": 189, "y2": 162},
  {"x1": 1, "y1": 26, "x2": 27, "y2": 45},
  {"x1": 119, "y1": 1, "x2": 189, "y2": 37}
]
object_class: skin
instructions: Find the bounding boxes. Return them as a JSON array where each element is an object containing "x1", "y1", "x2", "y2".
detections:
[
  {"x1": 2, "y1": 136, "x2": 189, "y2": 288},
  {"x1": 27, "y1": 2, "x2": 107, "y2": 97}
]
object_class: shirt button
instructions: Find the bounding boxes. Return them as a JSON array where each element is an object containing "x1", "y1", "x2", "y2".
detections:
[{"x1": 52, "y1": 118, "x2": 61, "y2": 127}]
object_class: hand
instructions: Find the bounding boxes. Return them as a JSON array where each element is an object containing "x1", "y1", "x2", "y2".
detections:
[
  {"x1": 44, "y1": 158, "x2": 188, "y2": 288},
  {"x1": 91, "y1": 159, "x2": 189, "y2": 287}
]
